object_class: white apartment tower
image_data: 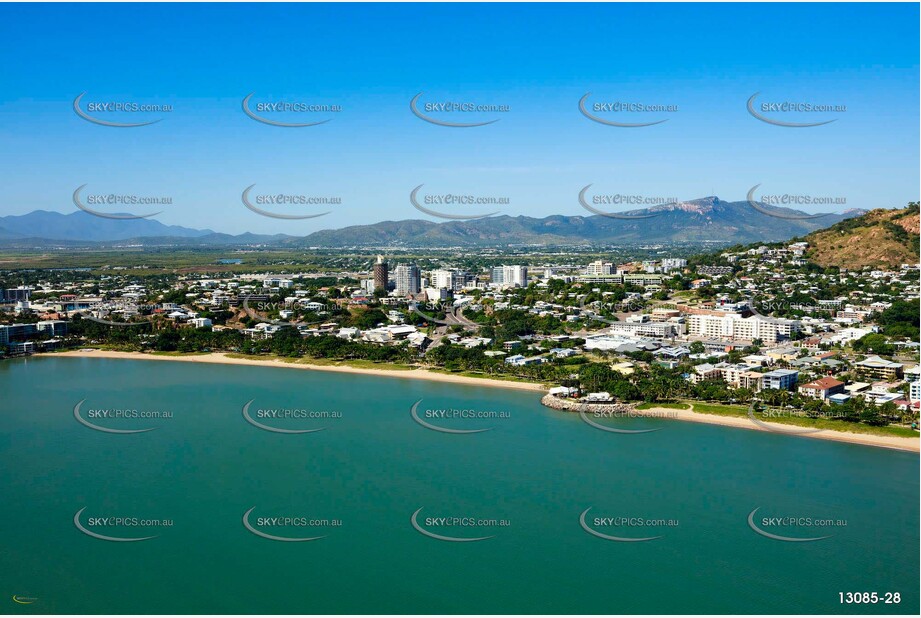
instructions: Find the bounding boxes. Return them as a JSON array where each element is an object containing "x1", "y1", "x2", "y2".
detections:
[{"x1": 394, "y1": 264, "x2": 422, "y2": 295}]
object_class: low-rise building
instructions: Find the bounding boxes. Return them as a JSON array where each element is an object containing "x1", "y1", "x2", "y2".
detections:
[
  {"x1": 798, "y1": 377, "x2": 845, "y2": 400},
  {"x1": 855, "y1": 355, "x2": 903, "y2": 380}
]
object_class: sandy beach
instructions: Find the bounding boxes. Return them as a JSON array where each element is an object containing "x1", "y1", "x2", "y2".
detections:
[
  {"x1": 47, "y1": 349, "x2": 547, "y2": 392},
  {"x1": 540, "y1": 395, "x2": 919, "y2": 453},
  {"x1": 43, "y1": 350, "x2": 919, "y2": 452},
  {"x1": 636, "y1": 405, "x2": 919, "y2": 453}
]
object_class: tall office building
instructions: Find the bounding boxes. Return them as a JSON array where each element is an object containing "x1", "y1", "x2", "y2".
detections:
[
  {"x1": 394, "y1": 263, "x2": 421, "y2": 295},
  {"x1": 490, "y1": 267, "x2": 505, "y2": 286},
  {"x1": 490, "y1": 265, "x2": 528, "y2": 288},
  {"x1": 373, "y1": 255, "x2": 389, "y2": 292},
  {"x1": 503, "y1": 265, "x2": 528, "y2": 288},
  {"x1": 432, "y1": 269, "x2": 457, "y2": 291}
]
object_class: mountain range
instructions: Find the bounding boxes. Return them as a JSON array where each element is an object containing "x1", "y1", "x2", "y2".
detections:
[{"x1": 0, "y1": 198, "x2": 867, "y2": 248}]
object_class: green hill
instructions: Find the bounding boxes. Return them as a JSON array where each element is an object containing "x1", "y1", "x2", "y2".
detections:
[{"x1": 804, "y1": 203, "x2": 919, "y2": 269}]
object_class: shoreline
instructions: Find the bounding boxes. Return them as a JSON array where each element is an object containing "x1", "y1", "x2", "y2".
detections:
[
  {"x1": 541, "y1": 395, "x2": 919, "y2": 453},
  {"x1": 36, "y1": 350, "x2": 919, "y2": 453},
  {"x1": 44, "y1": 349, "x2": 547, "y2": 392}
]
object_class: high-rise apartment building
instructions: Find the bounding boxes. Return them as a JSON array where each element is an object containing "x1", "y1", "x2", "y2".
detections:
[
  {"x1": 394, "y1": 263, "x2": 421, "y2": 295},
  {"x1": 373, "y1": 255, "x2": 389, "y2": 292}
]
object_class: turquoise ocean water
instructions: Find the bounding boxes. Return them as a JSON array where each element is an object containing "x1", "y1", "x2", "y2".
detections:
[{"x1": 1, "y1": 357, "x2": 917, "y2": 614}]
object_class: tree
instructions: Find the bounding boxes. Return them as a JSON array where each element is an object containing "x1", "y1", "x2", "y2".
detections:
[
  {"x1": 853, "y1": 333, "x2": 894, "y2": 356},
  {"x1": 860, "y1": 406, "x2": 889, "y2": 427}
]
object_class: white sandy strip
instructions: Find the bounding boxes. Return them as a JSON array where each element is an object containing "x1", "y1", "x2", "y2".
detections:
[
  {"x1": 636, "y1": 406, "x2": 919, "y2": 453},
  {"x1": 47, "y1": 349, "x2": 547, "y2": 392}
]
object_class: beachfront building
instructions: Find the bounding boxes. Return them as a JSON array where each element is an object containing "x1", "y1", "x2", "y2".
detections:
[
  {"x1": 0, "y1": 323, "x2": 38, "y2": 350},
  {"x1": 36, "y1": 320, "x2": 68, "y2": 337},
  {"x1": 739, "y1": 371, "x2": 764, "y2": 392},
  {"x1": 362, "y1": 324, "x2": 417, "y2": 343},
  {"x1": 798, "y1": 377, "x2": 846, "y2": 400},
  {"x1": 761, "y1": 369, "x2": 799, "y2": 391},
  {"x1": 504, "y1": 354, "x2": 546, "y2": 367}
]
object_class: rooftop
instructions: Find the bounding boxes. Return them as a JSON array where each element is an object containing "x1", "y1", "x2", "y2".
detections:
[{"x1": 800, "y1": 377, "x2": 844, "y2": 390}]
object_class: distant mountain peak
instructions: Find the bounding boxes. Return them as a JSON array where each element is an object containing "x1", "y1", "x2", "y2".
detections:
[
  {"x1": 650, "y1": 196, "x2": 721, "y2": 214},
  {"x1": 0, "y1": 200, "x2": 869, "y2": 249}
]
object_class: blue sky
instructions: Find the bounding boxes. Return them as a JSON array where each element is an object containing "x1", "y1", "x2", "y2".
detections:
[{"x1": 1, "y1": 2, "x2": 917, "y2": 235}]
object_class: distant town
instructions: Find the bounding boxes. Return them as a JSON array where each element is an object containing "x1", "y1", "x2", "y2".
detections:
[{"x1": 2, "y1": 235, "x2": 919, "y2": 433}]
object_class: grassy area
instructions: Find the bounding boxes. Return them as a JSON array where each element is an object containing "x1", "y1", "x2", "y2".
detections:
[
  {"x1": 636, "y1": 402, "x2": 691, "y2": 410},
  {"x1": 689, "y1": 402, "x2": 750, "y2": 416},
  {"x1": 425, "y1": 367, "x2": 543, "y2": 385},
  {"x1": 300, "y1": 358, "x2": 415, "y2": 371},
  {"x1": 685, "y1": 400, "x2": 918, "y2": 438},
  {"x1": 747, "y1": 413, "x2": 918, "y2": 438}
]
